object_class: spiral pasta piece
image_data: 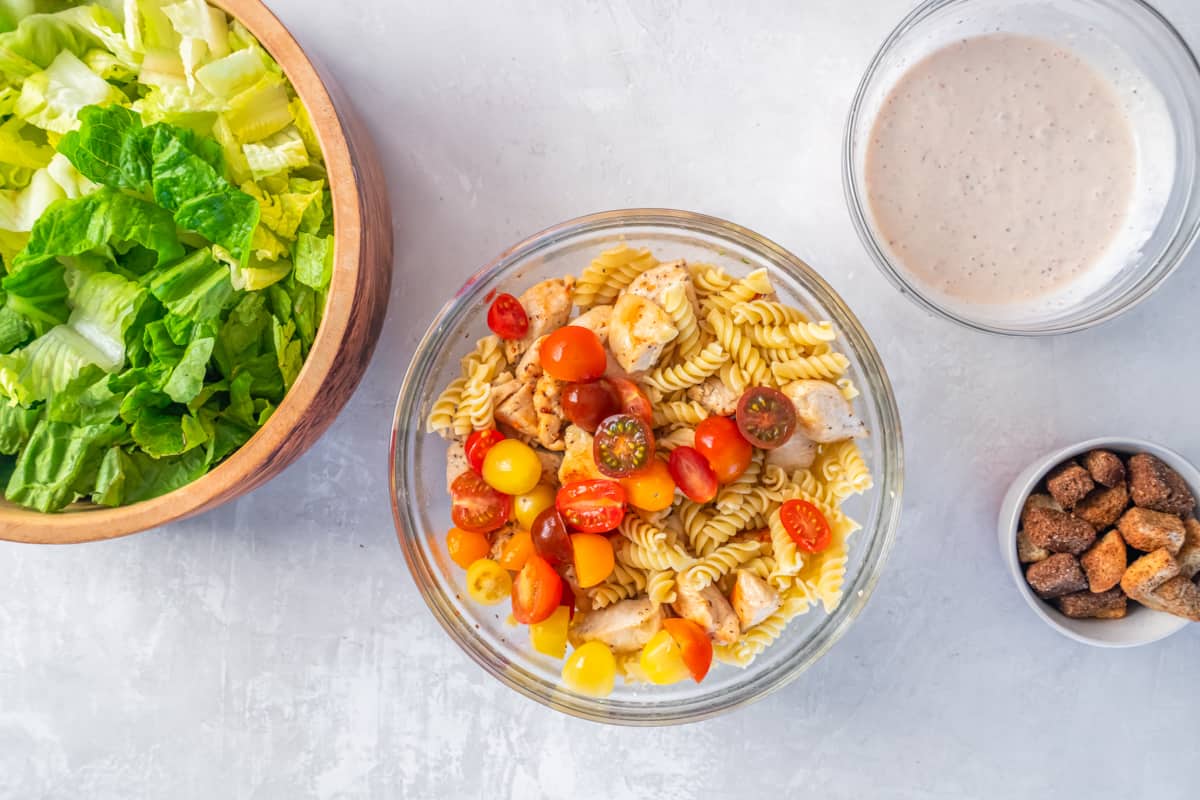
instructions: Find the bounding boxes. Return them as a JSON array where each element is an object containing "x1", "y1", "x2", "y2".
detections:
[
  {"x1": 701, "y1": 269, "x2": 774, "y2": 316},
  {"x1": 660, "y1": 282, "x2": 701, "y2": 359},
  {"x1": 643, "y1": 341, "x2": 728, "y2": 393},
  {"x1": 652, "y1": 400, "x2": 710, "y2": 427},
  {"x1": 696, "y1": 486, "x2": 773, "y2": 556},
  {"x1": 717, "y1": 589, "x2": 810, "y2": 667},
  {"x1": 460, "y1": 335, "x2": 505, "y2": 378},
  {"x1": 615, "y1": 537, "x2": 694, "y2": 571},
  {"x1": 730, "y1": 300, "x2": 809, "y2": 326},
  {"x1": 714, "y1": 451, "x2": 763, "y2": 513},
  {"x1": 837, "y1": 377, "x2": 860, "y2": 400},
  {"x1": 646, "y1": 570, "x2": 678, "y2": 604},
  {"x1": 426, "y1": 375, "x2": 466, "y2": 435},
  {"x1": 618, "y1": 515, "x2": 668, "y2": 551},
  {"x1": 657, "y1": 426, "x2": 697, "y2": 452},
  {"x1": 689, "y1": 263, "x2": 734, "y2": 296},
  {"x1": 770, "y1": 352, "x2": 850, "y2": 382},
  {"x1": 707, "y1": 310, "x2": 771, "y2": 392},
  {"x1": 680, "y1": 539, "x2": 763, "y2": 591},
  {"x1": 574, "y1": 244, "x2": 659, "y2": 308},
  {"x1": 744, "y1": 320, "x2": 837, "y2": 350}
]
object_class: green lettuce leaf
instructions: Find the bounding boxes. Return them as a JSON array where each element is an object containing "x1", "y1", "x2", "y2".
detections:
[
  {"x1": 5, "y1": 417, "x2": 122, "y2": 511},
  {"x1": 2, "y1": 256, "x2": 67, "y2": 335},
  {"x1": 0, "y1": 399, "x2": 39, "y2": 454},
  {"x1": 93, "y1": 443, "x2": 211, "y2": 506},
  {"x1": 147, "y1": 247, "x2": 232, "y2": 322},
  {"x1": 0, "y1": 5, "x2": 134, "y2": 80},
  {"x1": 14, "y1": 49, "x2": 126, "y2": 133}
]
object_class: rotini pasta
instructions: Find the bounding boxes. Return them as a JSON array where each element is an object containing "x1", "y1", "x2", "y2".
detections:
[
  {"x1": 729, "y1": 299, "x2": 809, "y2": 326},
  {"x1": 614, "y1": 537, "x2": 695, "y2": 572},
  {"x1": 770, "y1": 351, "x2": 851, "y2": 382},
  {"x1": 426, "y1": 375, "x2": 466, "y2": 435},
  {"x1": 646, "y1": 570, "x2": 678, "y2": 605},
  {"x1": 643, "y1": 341, "x2": 728, "y2": 393},
  {"x1": 744, "y1": 320, "x2": 837, "y2": 350},
  {"x1": 707, "y1": 309, "x2": 771, "y2": 392},
  {"x1": 680, "y1": 539, "x2": 763, "y2": 591},
  {"x1": 574, "y1": 244, "x2": 659, "y2": 308},
  {"x1": 652, "y1": 400, "x2": 710, "y2": 427},
  {"x1": 660, "y1": 282, "x2": 702, "y2": 360}
]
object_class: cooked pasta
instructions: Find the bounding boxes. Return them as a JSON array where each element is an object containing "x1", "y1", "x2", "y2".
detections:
[
  {"x1": 573, "y1": 244, "x2": 660, "y2": 308},
  {"x1": 701, "y1": 268, "x2": 774, "y2": 316},
  {"x1": 618, "y1": 515, "x2": 668, "y2": 551},
  {"x1": 615, "y1": 538, "x2": 695, "y2": 572},
  {"x1": 643, "y1": 341, "x2": 729, "y2": 393},
  {"x1": 730, "y1": 299, "x2": 809, "y2": 326},
  {"x1": 707, "y1": 310, "x2": 771, "y2": 392},
  {"x1": 426, "y1": 375, "x2": 466, "y2": 435},
  {"x1": 646, "y1": 570, "x2": 678, "y2": 604},
  {"x1": 680, "y1": 539, "x2": 763, "y2": 591},
  {"x1": 770, "y1": 352, "x2": 851, "y2": 382},
  {"x1": 745, "y1": 320, "x2": 837, "y2": 349},
  {"x1": 652, "y1": 400, "x2": 710, "y2": 427},
  {"x1": 661, "y1": 282, "x2": 702, "y2": 359}
]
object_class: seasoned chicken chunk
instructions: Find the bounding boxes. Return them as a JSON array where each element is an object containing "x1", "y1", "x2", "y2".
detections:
[
  {"x1": 514, "y1": 335, "x2": 546, "y2": 382},
  {"x1": 533, "y1": 373, "x2": 566, "y2": 451},
  {"x1": 608, "y1": 292, "x2": 677, "y2": 374},
  {"x1": 494, "y1": 382, "x2": 539, "y2": 439},
  {"x1": 558, "y1": 424, "x2": 604, "y2": 485},
  {"x1": 687, "y1": 376, "x2": 739, "y2": 416},
  {"x1": 571, "y1": 597, "x2": 664, "y2": 652},
  {"x1": 568, "y1": 305, "x2": 613, "y2": 344},
  {"x1": 535, "y1": 449, "x2": 563, "y2": 486},
  {"x1": 625, "y1": 261, "x2": 697, "y2": 311},
  {"x1": 445, "y1": 440, "x2": 468, "y2": 493},
  {"x1": 672, "y1": 583, "x2": 740, "y2": 645},
  {"x1": 730, "y1": 570, "x2": 781, "y2": 630},
  {"x1": 765, "y1": 431, "x2": 818, "y2": 471},
  {"x1": 781, "y1": 380, "x2": 868, "y2": 443},
  {"x1": 504, "y1": 278, "x2": 574, "y2": 362}
]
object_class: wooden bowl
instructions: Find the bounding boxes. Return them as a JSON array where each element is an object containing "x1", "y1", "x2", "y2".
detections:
[{"x1": 0, "y1": 0, "x2": 393, "y2": 544}]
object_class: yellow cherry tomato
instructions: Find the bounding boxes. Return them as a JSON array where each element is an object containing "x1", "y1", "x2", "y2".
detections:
[
  {"x1": 497, "y1": 529, "x2": 534, "y2": 571},
  {"x1": 571, "y1": 533, "x2": 615, "y2": 588},
  {"x1": 446, "y1": 527, "x2": 491, "y2": 569},
  {"x1": 530, "y1": 605, "x2": 570, "y2": 658},
  {"x1": 482, "y1": 439, "x2": 542, "y2": 496},
  {"x1": 514, "y1": 483, "x2": 556, "y2": 531},
  {"x1": 465, "y1": 559, "x2": 512, "y2": 605},
  {"x1": 620, "y1": 458, "x2": 676, "y2": 512},
  {"x1": 562, "y1": 641, "x2": 616, "y2": 697},
  {"x1": 639, "y1": 629, "x2": 690, "y2": 685}
]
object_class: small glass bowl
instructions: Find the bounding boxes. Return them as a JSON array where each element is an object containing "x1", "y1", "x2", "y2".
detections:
[
  {"x1": 844, "y1": 0, "x2": 1200, "y2": 335},
  {"x1": 390, "y1": 210, "x2": 904, "y2": 725}
]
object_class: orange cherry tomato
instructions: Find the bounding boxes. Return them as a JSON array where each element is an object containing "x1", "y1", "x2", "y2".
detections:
[
  {"x1": 662, "y1": 617, "x2": 713, "y2": 683},
  {"x1": 465, "y1": 429, "x2": 505, "y2": 473},
  {"x1": 694, "y1": 416, "x2": 753, "y2": 484},
  {"x1": 512, "y1": 554, "x2": 564, "y2": 624},
  {"x1": 607, "y1": 377, "x2": 654, "y2": 426},
  {"x1": 571, "y1": 533, "x2": 615, "y2": 588},
  {"x1": 497, "y1": 529, "x2": 535, "y2": 571},
  {"x1": 450, "y1": 470, "x2": 512, "y2": 532},
  {"x1": 556, "y1": 479, "x2": 626, "y2": 533},
  {"x1": 446, "y1": 527, "x2": 491, "y2": 569},
  {"x1": 779, "y1": 499, "x2": 832, "y2": 553},
  {"x1": 620, "y1": 458, "x2": 676, "y2": 512},
  {"x1": 539, "y1": 326, "x2": 607, "y2": 382}
]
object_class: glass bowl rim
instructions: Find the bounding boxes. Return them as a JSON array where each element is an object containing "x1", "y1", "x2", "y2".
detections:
[
  {"x1": 389, "y1": 208, "x2": 905, "y2": 725},
  {"x1": 841, "y1": 0, "x2": 1200, "y2": 337}
]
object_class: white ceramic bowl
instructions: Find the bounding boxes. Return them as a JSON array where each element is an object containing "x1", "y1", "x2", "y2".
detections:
[{"x1": 997, "y1": 437, "x2": 1195, "y2": 647}]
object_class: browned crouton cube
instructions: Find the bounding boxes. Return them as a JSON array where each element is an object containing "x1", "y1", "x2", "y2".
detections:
[
  {"x1": 1093, "y1": 602, "x2": 1128, "y2": 620},
  {"x1": 1046, "y1": 461, "x2": 1095, "y2": 509},
  {"x1": 1026, "y1": 553, "x2": 1088, "y2": 598},
  {"x1": 1177, "y1": 518, "x2": 1200, "y2": 579},
  {"x1": 1128, "y1": 453, "x2": 1196, "y2": 516},
  {"x1": 1025, "y1": 507, "x2": 1097, "y2": 555},
  {"x1": 1017, "y1": 529, "x2": 1050, "y2": 564},
  {"x1": 1021, "y1": 493, "x2": 1062, "y2": 529},
  {"x1": 1080, "y1": 530, "x2": 1127, "y2": 593},
  {"x1": 1074, "y1": 483, "x2": 1129, "y2": 529},
  {"x1": 1056, "y1": 588, "x2": 1127, "y2": 619},
  {"x1": 1118, "y1": 507, "x2": 1186, "y2": 554},
  {"x1": 1141, "y1": 575, "x2": 1200, "y2": 621},
  {"x1": 1081, "y1": 450, "x2": 1126, "y2": 489},
  {"x1": 1120, "y1": 548, "x2": 1181, "y2": 600}
]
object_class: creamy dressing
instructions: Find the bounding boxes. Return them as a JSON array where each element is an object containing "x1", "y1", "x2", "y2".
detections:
[{"x1": 865, "y1": 34, "x2": 1138, "y2": 308}]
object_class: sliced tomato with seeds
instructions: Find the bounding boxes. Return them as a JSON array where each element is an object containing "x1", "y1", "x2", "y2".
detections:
[
  {"x1": 562, "y1": 380, "x2": 620, "y2": 432},
  {"x1": 668, "y1": 446, "x2": 719, "y2": 504},
  {"x1": 556, "y1": 479, "x2": 626, "y2": 533},
  {"x1": 450, "y1": 470, "x2": 512, "y2": 533},
  {"x1": 593, "y1": 414, "x2": 655, "y2": 478},
  {"x1": 511, "y1": 555, "x2": 563, "y2": 624},
  {"x1": 464, "y1": 429, "x2": 505, "y2": 473},
  {"x1": 780, "y1": 499, "x2": 832, "y2": 553},
  {"x1": 486, "y1": 293, "x2": 529, "y2": 340},
  {"x1": 607, "y1": 377, "x2": 654, "y2": 426},
  {"x1": 736, "y1": 386, "x2": 796, "y2": 449}
]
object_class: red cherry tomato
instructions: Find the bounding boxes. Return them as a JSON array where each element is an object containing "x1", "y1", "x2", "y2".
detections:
[
  {"x1": 694, "y1": 416, "x2": 754, "y2": 484},
  {"x1": 464, "y1": 429, "x2": 505, "y2": 473},
  {"x1": 486, "y1": 293, "x2": 529, "y2": 340},
  {"x1": 607, "y1": 377, "x2": 654, "y2": 426},
  {"x1": 668, "y1": 446, "x2": 719, "y2": 504},
  {"x1": 530, "y1": 507, "x2": 574, "y2": 565},
  {"x1": 450, "y1": 470, "x2": 512, "y2": 533},
  {"x1": 539, "y1": 326, "x2": 606, "y2": 382},
  {"x1": 556, "y1": 479, "x2": 626, "y2": 533},
  {"x1": 735, "y1": 387, "x2": 796, "y2": 450},
  {"x1": 593, "y1": 414, "x2": 655, "y2": 478},
  {"x1": 662, "y1": 618, "x2": 713, "y2": 683},
  {"x1": 562, "y1": 380, "x2": 620, "y2": 432},
  {"x1": 512, "y1": 554, "x2": 563, "y2": 624},
  {"x1": 780, "y1": 499, "x2": 832, "y2": 553}
]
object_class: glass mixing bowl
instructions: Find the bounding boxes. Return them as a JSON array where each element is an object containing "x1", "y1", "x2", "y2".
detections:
[
  {"x1": 390, "y1": 210, "x2": 903, "y2": 725},
  {"x1": 844, "y1": 0, "x2": 1200, "y2": 335}
]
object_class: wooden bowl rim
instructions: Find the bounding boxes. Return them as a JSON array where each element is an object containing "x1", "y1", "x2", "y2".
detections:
[{"x1": 0, "y1": 0, "x2": 364, "y2": 544}]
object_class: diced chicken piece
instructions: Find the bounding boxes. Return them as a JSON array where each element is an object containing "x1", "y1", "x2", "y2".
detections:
[
  {"x1": 504, "y1": 278, "x2": 575, "y2": 362},
  {"x1": 558, "y1": 424, "x2": 604, "y2": 485},
  {"x1": 625, "y1": 261, "x2": 698, "y2": 311},
  {"x1": 488, "y1": 520, "x2": 517, "y2": 561},
  {"x1": 491, "y1": 372, "x2": 523, "y2": 408},
  {"x1": 687, "y1": 376, "x2": 739, "y2": 417},
  {"x1": 608, "y1": 292, "x2": 677, "y2": 374},
  {"x1": 533, "y1": 373, "x2": 566, "y2": 451},
  {"x1": 514, "y1": 336, "x2": 546, "y2": 382},
  {"x1": 571, "y1": 597, "x2": 664, "y2": 653},
  {"x1": 781, "y1": 380, "x2": 868, "y2": 443},
  {"x1": 568, "y1": 305, "x2": 613, "y2": 344},
  {"x1": 494, "y1": 382, "x2": 539, "y2": 439},
  {"x1": 535, "y1": 449, "x2": 563, "y2": 486},
  {"x1": 730, "y1": 570, "x2": 781, "y2": 631},
  {"x1": 445, "y1": 440, "x2": 469, "y2": 493},
  {"x1": 765, "y1": 431, "x2": 818, "y2": 471},
  {"x1": 672, "y1": 583, "x2": 740, "y2": 645}
]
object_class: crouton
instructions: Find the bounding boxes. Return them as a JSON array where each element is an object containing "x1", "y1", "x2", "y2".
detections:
[
  {"x1": 1024, "y1": 507, "x2": 1096, "y2": 555},
  {"x1": 1021, "y1": 493, "x2": 1062, "y2": 529},
  {"x1": 1017, "y1": 529, "x2": 1050, "y2": 564},
  {"x1": 1080, "y1": 530, "x2": 1127, "y2": 593},
  {"x1": 1046, "y1": 462, "x2": 1095, "y2": 509},
  {"x1": 1093, "y1": 603, "x2": 1129, "y2": 620},
  {"x1": 1074, "y1": 483, "x2": 1129, "y2": 529},
  {"x1": 1128, "y1": 453, "x2": 1196, "y2": 516},
  {"x1": 1176, "y1": 518, "x2": 1200, "y2": 579},
  {"x1": 1117, "y1": 507, "x2": 1186, "y2": 555},
  {"x1": 1056, "y1": 588, "x2": 1127, "y2": 619},
  {"x1": 1120, "y1": 548, "x2": 1180, "y2": 600},
  {"x1": 1081, "y1": 449, "x2": 1127, "y2": 489},
  {"x1": 1025, "y1": 554, "x2": 1088, "y2": 599},
  {"x1": 1140, "y1": 575, "x2": 1200, "y2": 621}
]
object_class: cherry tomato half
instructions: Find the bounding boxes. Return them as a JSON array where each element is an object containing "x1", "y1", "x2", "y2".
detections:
[
  {"x1": 780, "y1": 499, "x2": 832, "y2": 553},
  {"x1": 736, "y1": 387, "x2": 796, "y2": 450},
  {"x1": 531, "y1": 507, "x2": 574, "y2": 565},
  {"x1": 512, "y1": 554, "x2": 564, "y2": 624},
  {"x1": 620, "y1": 457, "x2": 676, "y2": 512},
  {"x1": 450, "y1": 470, "x2": 512, "y2": 533},
  {"x1": 556, "y1": 479, "x2": 626, "y2": 533},
  {"x1": 668, "y1": 446, "x2": 719, "y2": 504},
  {"x1": 465, "y1": 429, "x2": 505, "y2": 474},
  {"x1": 562, "y1": 380, "x2": 620, "y2": 432},
  {"x1": 571, "y1": 533, "x2": 615, "y2": 588},
  {"x1": 486, "y1": 293, "x2": 529, "y2": 340},
  {"x1": 607, "y1": 377, "x2": 653, "y2": 426},
  {"x1": 694, "y1": 416, "x2": 754, "y2": 484},
  {"x1": 593, "y1": 414, "x2": 655, "y2": 478},
  {"x1": 662, "y1": 618, "x2": 713, "y2": 682},
  {"x1": 539, "y1": 326, "x2": 606, "y2": 382},
  {"x1": 446, "y1": 527, "x2": 492, "y2": 569}
]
